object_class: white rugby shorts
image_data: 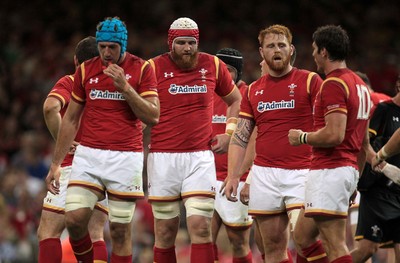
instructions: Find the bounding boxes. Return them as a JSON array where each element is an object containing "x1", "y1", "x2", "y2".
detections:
[
  {"x1": 147, "y1": 151, "x2": 216, "y2": 201},
  {"x1": 304, "y1": 166, "x2": 359, "y2": 218},
  {"x1": 42, "y1": 165, "x2": 108, "y2": 214},
  {"x1": 248, "y1": 165, "x2": 307, "y2": 216},
  {"x1": 69, "y1": 145, "x2": 144, "y2": 200},
  {"x1": 215, "y1": 180, "x2": 253, "y2": 228}
]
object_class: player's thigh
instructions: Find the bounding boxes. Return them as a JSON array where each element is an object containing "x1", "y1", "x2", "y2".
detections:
[{"x1": 37, "y1": 210, "x2": 65, "y2": 239}]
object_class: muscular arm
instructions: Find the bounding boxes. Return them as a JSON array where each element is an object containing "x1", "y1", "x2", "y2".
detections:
[
  {"x1": 224, "y1": 117, "x2": 255, "y2": 201},
  {"x1": 43, "y1": 97, "x2": 62, "y2": 140},
  {"x1": 122, "y1": 89, "x2": 160, "y2": 127},
  {"x1": 52, "y1": 100, "x2": 84, "y2": 166},
  {"x1": 238, "y1": 127, "x2": 257, "y2": 176},
  {"x1": 222, "y1": 86, "x2": 242, "y2": 122},
  {"x1": 378, "y1": 128, "x2": 400, "y2": 159},
  {"x1": 307, "y1": 112, "x2": 347, "y2": 147},
  {"x1": 211, "y1": 86, "x2": 242, "y2": 153}
]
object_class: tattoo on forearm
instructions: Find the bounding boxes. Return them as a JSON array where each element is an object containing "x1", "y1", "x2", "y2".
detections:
[{"x1": 231, "y1": 118, "x2": 254, "y2": 148}]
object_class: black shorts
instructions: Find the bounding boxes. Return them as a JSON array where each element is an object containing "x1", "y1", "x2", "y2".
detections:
[{"x1": 355, "y1": 188, "x2": 400, "y2": 246}]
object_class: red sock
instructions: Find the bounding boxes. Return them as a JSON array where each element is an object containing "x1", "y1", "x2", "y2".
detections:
[
  {"x1": 191, "y1": 243, "x2": 214, "y2": 263},
  {"x1": 154, "y1": 246, "x2": 176, "y2": 263},
  {"x1": 213, "y1": 243, "x2": 219, "y2": 261},
  {"x1": 302, "y1": 240, "x2": 328, "y2": 263},
  {"x1": 296, "y1": 252, "x2": 308, "y2": 263},
  {"x1": 278, "y1": 260, "x2": 290, "y2": 263},
  {"x1": 287, "y1": 249, "x2": 293, "y2": 263},
  {"x1": 93, "y1": 240, "x2": 108, "y2": 262},
  {"x1": 38, "y1": 238, "x2": 62, "y2": 263},
  {"x1": 110, "y1": 253, "x2": 132, "y2": 263},
  {"x1": 331, "y1": 255, "x2": 352, "y2": 263},
  {"x1": 233, "y1": 251, "x2": 253, "y2": 263},
  {"x1": 69, "y1": 233, "x2": 93, "y2": 263}
]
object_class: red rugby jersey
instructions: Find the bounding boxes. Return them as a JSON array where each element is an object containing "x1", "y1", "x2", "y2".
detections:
[
  {"x1": 311, "y1": 68, "x2": 371, "y2": 170},
  {"x1": 148, "y1": 52, "x2": 236, "y2": 152},
  {"x1": 72, "y1": 53, "x2": 158, "y2": 151},
  {"x1": 240, "y1": 68, "x2": 322, "y2": 169}
]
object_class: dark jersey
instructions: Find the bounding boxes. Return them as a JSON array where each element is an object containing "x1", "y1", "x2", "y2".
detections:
[{"x1": 358, "y1": 100, "x2": 400, "y2": 194}]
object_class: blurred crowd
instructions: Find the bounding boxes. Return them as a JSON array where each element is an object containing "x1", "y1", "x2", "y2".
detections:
[{"x1": 0, "y1": 0, "x2": 399, "y2": 262}]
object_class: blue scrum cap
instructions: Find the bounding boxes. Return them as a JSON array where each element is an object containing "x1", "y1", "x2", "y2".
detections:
[{"x1": 96, "y1": 17, "x2": 128, "y2": 56}]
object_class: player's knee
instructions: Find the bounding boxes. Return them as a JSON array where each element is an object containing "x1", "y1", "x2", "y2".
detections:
[
  {"x1": 152, "y1": 201, "x2": 180, "y2": 220},
  {"x1": 65, "y1": 186, "x2": 98, "y2": 212},
  {"x1": 108, "y1": 200, "x2": 136, "y2": 224},
  {"x1": 230, "y1": 236, "x2": 248, "y2": 252},
  {"x1": 184, "y1": 197, "x2": 214, "y2": 218},
  {"x1": 109, "y1": 221, "x2": 131, "y2": 245}
]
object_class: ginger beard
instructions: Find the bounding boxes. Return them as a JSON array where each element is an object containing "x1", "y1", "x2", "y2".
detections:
[
  {"x1": 171, "y1": 48, "x2": 199, "y2": 70},
  {"x1": 265, "y1": 52, "x2": 291, "y2": 73}
]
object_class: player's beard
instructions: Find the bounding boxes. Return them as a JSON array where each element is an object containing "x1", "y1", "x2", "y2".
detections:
[
  {"x1": 266, "y1": 54, "x2": 291, "y2": 73},
  {"x1": 171, "y1": 51, "x2": 199, "y2": 70}
]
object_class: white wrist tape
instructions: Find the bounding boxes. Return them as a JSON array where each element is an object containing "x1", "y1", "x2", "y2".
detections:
[
  {"x1": 381, "y1": 163, "x2": 400, "y2": 185},
  {"x1": 225, "y1": 117, "x2": 238, "y2": 136}
]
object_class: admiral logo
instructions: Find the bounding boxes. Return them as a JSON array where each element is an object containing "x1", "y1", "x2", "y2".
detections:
[
  {"x1": 164, "y1": 72, "x2": 174, "y2": 78},
  {"x1": 255, "y1": 90, "x2": 264, "y2": 96},
  {"x1": 89, "y1": 78, "x2": 99, "y2": 84},
  {"x1": 89, "y1": 89, "x2": 125, "y2": 100},
  {"x1": 168, "y1": 84, "x2": 207, "y2": 95},
  {"x1": 257, "y1": 99, "x2": 295, "y2": 112},
  {"x1": 125, "y1": 74, "x2": 132, "y2": 80},
  {"x1": 212, "y1": 114, "x2": 227, "y2": 123},
  {"x1": 393, "y1": 116, "x2": 399, "y2": 122}
]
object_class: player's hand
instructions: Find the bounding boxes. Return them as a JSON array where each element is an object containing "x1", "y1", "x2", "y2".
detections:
[
  {"x1": 371, "y1": 153, "x2": 385, "y2": 170},
  {"x1": 349, "y1": 190, "x2": 357, "y2": 207},
  {"x1": 45, "y1": 163, "x2": 61, "y2": 195},
  {"x1": 68, "y1": 141, "x2": 79, "y2": 155},
  {"x1": 103, "y1": 63, "x2": 128, "y2": 92},
  {"x1": 240, "y1": 183, "x2": 250, "y2": 205},
  {"x1": 211, "y1": 133, "x2": 231, "y2": 154},
  {"x1": 223, "y1": 177, "x2": 239, "y2": 202},
  {"x1": 288, "y1": 129, "x2": 303, "y2": 146}
]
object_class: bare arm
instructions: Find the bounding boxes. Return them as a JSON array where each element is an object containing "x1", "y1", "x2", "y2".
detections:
[
  {"x1": 307, "y1": 112, "x2": 346, "y2": 147},
  {"x1": 212, "y1": 87, "x2": 242, "y2": 154},
  {"x1": 289, "y1": 112, "x2": 346, "y2": 147},
  {"x1": 222, "y1": 87, "x2": 242, "y2": 122},
  {"x1": 46, "y1": 100, "x2": 83, "y2": 194},
  {"x1": 372, "y1": 127, "x2": 400, "y2": 169},
  {"x1": 224, "y1": 117, "x2": 255, "y2": 202},
  {"x1": 52, "y1": 100, "x2": 84, "y2": 166},
  {"x1": 43, "y1": 97, "x2": 62, "y2": 140},
  {"x1": 238, "y1": 127, "x2": 257, "y2": 176}
]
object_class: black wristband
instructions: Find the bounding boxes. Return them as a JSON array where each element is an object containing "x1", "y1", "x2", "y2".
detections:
[{"x1": 299, "y1": 132, "x2": 308, "y2": 144}]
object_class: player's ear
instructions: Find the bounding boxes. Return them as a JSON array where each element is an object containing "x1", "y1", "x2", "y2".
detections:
[{"x1": 258, "y1": 47, "x2": 265, "y2": 60}]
